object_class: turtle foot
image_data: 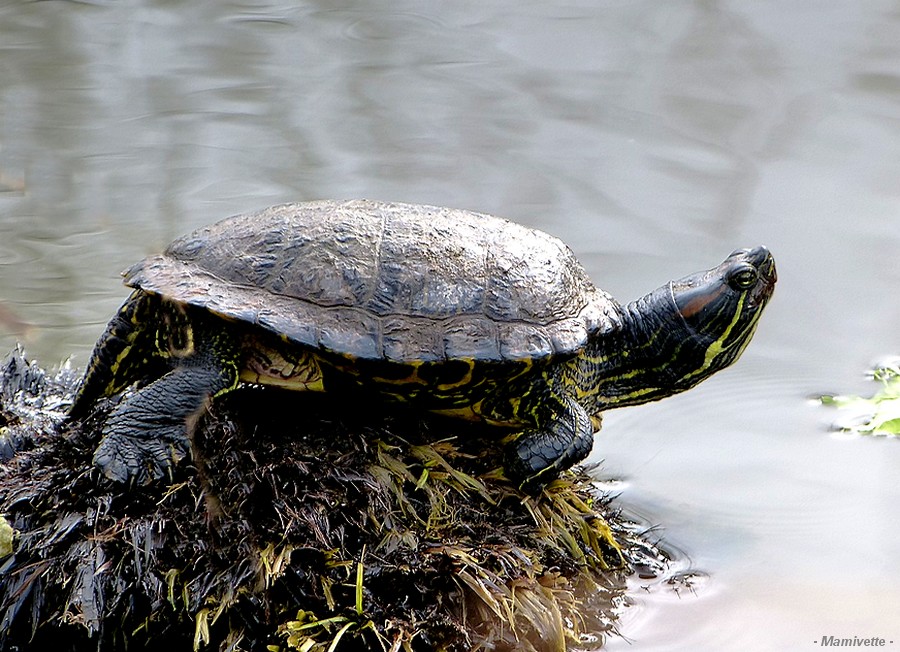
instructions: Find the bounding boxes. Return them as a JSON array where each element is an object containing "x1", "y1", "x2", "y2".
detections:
[
  {"x1": 503, "y1": 403, "x2": 595, "y2": 492},
  {"x1": 92, "y1": 424, "x2": 189, "y2": 485},
  {"x1": 87, "y1": 361, "x2": 233, "y2": 485},
  {"x1": 504, "y1": 433, "x2": 566, "y2": 493}
]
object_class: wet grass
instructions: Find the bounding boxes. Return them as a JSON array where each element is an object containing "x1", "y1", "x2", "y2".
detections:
[{"x1": 0, "y1": 349, "x2": 661, "y2": 651}]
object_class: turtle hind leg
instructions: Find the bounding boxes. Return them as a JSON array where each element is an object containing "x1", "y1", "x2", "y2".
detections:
[
  {"x1": 93, "y1": 336, "x2": 239, "y2": 484},
  {"x1": 485, "y1": 387, "x2": 596, "y2": 489},
  {"x1": 69, "y1": 291, "x2": 159, "y2": 420}
]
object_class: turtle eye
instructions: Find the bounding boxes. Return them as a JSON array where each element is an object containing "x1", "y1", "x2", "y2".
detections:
[{"x1": 728, "y1": 265, "x2": 758, "y2": 290}]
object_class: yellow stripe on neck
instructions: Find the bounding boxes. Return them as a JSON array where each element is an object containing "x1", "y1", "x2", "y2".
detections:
[{"x1": 684, "y1": 292, "x2": 747, "y2": 383}]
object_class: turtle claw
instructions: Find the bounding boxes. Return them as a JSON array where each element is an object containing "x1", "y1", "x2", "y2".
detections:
[{"x1": 92, "y1": 426, "x2": 189, "y2": 485}]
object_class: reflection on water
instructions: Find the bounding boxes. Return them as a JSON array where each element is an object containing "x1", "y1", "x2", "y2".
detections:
[{"x1": 2, "y1": 2, "x2": 899, "y2": 650}]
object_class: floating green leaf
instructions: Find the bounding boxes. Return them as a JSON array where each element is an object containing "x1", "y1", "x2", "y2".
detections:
[{"x1": 821, "y1": 357, "x2": 900, "y2": 437}]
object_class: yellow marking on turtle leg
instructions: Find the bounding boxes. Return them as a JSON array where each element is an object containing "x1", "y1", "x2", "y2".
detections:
[
  {"x1": 101, "y1": 300, "x2": 141, "y2": 379},
  {"x1": 431, "y1": 401, "x2": 523, "y2": 426},
  {"x1": 157, "y1": 301, "x2": 195, "y2": 359},
  {"x1": 429, "y1": 405, "x2": 483, "y2": 422},
  {"x1": 369, "y1": 360, "x2": 430, "y2": 387},
  {"x1": 89, "y1": 292, "x2": 159, "y2": 399},
  {"x1": 436, "y1": 358, "x2": 476, "y2": 391},
  {"x1": 216, "y1": 360, "x2": 242, "y2": 397}
]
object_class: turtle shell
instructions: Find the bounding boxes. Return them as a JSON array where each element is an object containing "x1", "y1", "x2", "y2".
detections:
[{"x1": 123, "y1": 200, "x2": 620, "y2": 363}]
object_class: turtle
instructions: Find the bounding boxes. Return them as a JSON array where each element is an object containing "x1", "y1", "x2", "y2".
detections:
[{"x1": 68, "y1": 199, "x2": 776, "y2": 487}]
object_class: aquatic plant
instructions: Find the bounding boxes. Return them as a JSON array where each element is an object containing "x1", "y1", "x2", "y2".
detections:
[{"x1": 820, "y1": 357, "x2": 900, "y2": 436}]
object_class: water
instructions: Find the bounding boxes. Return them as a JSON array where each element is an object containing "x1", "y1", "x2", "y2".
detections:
[{"x1": 2, "y1": 2, "x2": 899, "y2": 650}]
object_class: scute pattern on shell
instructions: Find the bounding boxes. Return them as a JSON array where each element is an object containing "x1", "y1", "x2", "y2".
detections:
[{"x1": 123, "y1": 200, "x2": 619, "y2": 362}]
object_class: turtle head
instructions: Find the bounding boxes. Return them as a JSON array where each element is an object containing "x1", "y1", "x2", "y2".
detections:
[
  {"x1": 669, "y1": 245, "x2": 776, "y2": 374},
  {"x1": 597, "y1": 246, "x2": 776, "y2": 408}
]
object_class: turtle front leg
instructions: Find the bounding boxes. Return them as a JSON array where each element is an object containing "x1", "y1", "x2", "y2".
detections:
[
  {"x1": 482, "y1": 385, "x2": 597, "y2": 488},
  {"x1": 92, "y1": 346, "x2": 238, "y2": 485}
]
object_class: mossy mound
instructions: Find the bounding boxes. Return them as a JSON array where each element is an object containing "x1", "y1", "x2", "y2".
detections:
[{"x1": 0, "y1": 348, "x2": 662, "y2": 651}]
